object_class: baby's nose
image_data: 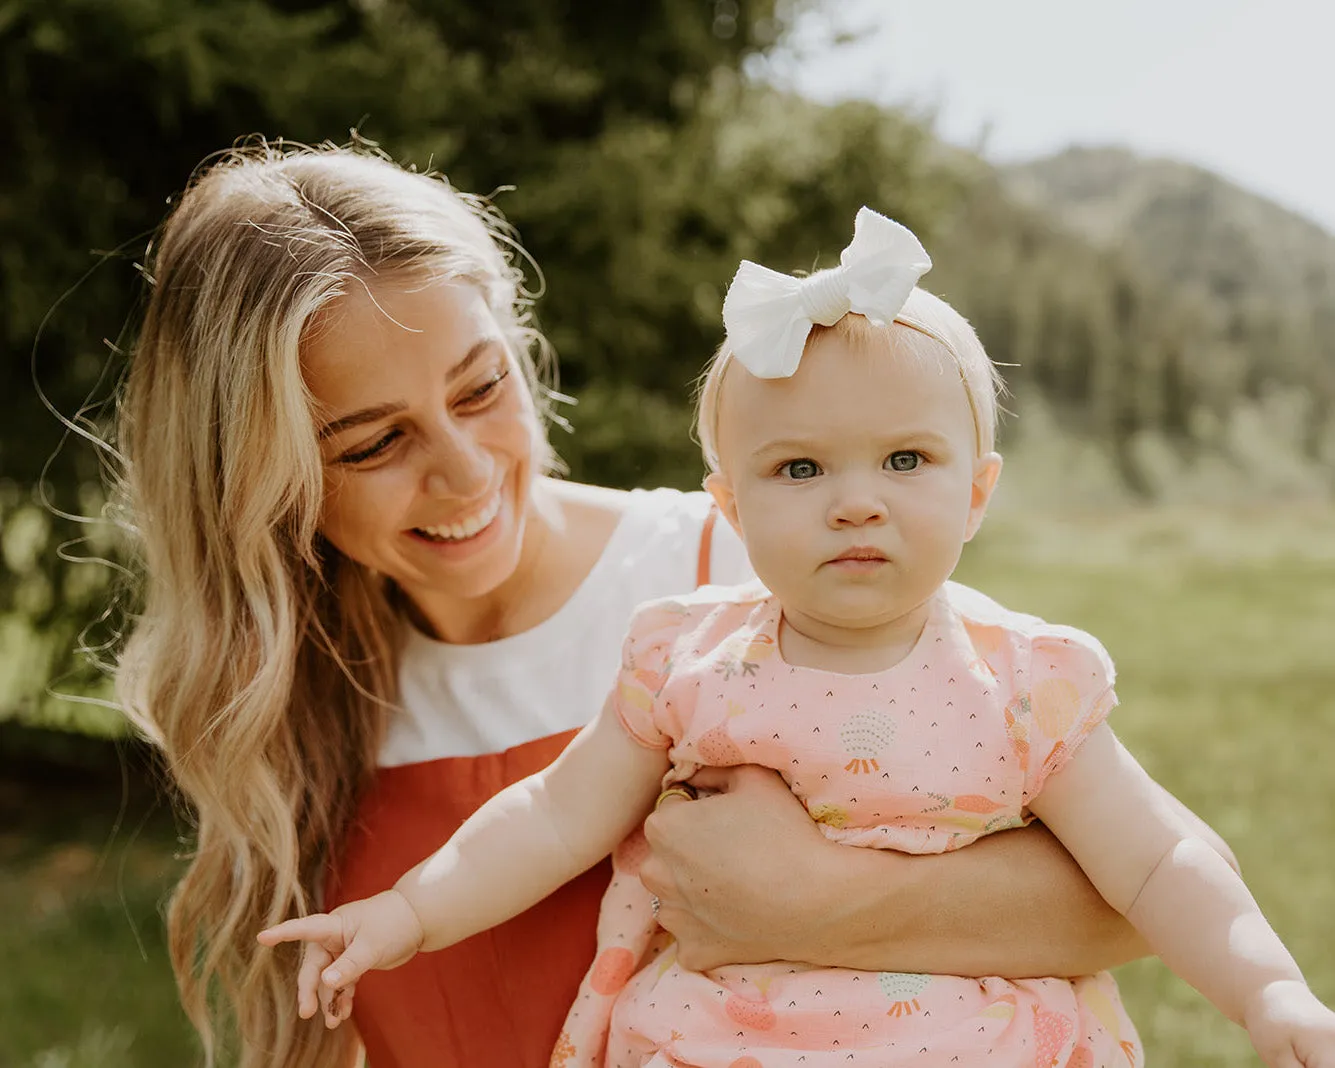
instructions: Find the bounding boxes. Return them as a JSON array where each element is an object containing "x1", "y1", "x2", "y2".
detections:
[{"x1": 829, "y1": 487, "x2": 888, "y2": 527}]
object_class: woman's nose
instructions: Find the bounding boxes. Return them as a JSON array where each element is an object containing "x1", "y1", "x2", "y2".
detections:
[{"x1": 422, "y1": 423, "x2": 493, "y2": 499}]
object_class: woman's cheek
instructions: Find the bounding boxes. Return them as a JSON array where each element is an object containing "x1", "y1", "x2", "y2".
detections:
[{"x1": 322, "y1": 464, "x2": 405, "y2": 537}]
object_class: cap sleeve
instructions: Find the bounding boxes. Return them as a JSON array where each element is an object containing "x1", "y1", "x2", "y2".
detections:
[
  {"x1": 610, "y1": 599, "x2": 689, "y2": 750},
  {"x1": 1018, "y1": 627, "x2": 1119, "y2": 802}
]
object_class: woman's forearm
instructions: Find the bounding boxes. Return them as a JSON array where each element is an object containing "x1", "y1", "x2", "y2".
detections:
[
  {"x1": 773, "y1": 778, "x2": 1234, "y2": 977},
  {"x1": 646, "y1": 766, "x2": 1233, "y2": 977},
  {"x1": 758, "y1": 774, "x2": 1233, "y2": 977},
  {"x1": 794, "y1": 821, "x2": 1149, "y2": 977}
]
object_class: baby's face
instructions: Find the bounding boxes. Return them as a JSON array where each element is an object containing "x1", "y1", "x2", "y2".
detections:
[{"x1": 707, "y1": 324, "x2": 1001, "y2": 642}]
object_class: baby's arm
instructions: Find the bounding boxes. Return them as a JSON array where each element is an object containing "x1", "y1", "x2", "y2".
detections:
[
  {"x1": 258, "y1": 699, "x2": 668, "y2": 1024},
  {"x1": 1031, "y1": 724, "x2": 1335, "y2": 1067},
  {"x1": 400, "y1": 700, "x2": 667, "y2": 947}
]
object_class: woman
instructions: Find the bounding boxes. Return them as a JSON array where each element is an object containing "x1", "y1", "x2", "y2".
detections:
[{"x1": 115, "y1": 143, "x2": 1232, "y2": 1068}]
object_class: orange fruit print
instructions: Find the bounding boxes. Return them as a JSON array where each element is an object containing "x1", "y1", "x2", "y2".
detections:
[
  {"x1": 725, "y1": 993, "x2": 777, "y2": 1030},
  {"x1": 589, "y1": 947, "x2": 637, "y2": 996}
]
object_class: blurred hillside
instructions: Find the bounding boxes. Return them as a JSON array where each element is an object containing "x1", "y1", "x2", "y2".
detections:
[
  {"x1": 1, "y1": 1, "x2": 1333, "y2": 736},
  {"x1": 1000, "y1": 146, "x2": 1335, "y2": 504}
]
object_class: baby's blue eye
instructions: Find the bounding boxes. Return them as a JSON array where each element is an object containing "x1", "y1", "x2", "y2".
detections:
[
  {"x1": 781, "y1": 459, "x2": 821, "y2": 480},
  {"x1": 886, "y1": 451, "x2": 922, "y2": 473}
]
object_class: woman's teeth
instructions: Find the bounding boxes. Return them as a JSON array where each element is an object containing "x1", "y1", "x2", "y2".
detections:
[{"x1": 417, "y1": 495, "x2": 501, "y2": 542}]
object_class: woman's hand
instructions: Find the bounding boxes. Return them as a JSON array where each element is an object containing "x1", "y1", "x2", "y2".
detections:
[
  {"x1": 639, "y1": 765, "x2": 833, "y2": 971},
  {"x1": 639, "y1": 763, "x2": 1158, "y2": 978}
]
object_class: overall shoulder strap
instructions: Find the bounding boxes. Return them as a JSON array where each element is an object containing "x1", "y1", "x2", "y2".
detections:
[{"x1": 695, "y1": 504, "x2": 717, "y2": 588}]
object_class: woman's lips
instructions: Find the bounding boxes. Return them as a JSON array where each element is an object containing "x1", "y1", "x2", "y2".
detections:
[{"x1": 412, "y1": 492, "x2": 503, "y2": 543}]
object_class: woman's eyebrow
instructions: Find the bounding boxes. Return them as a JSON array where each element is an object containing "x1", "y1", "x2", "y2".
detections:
[
  {"x1": 319, "y1": 401, "x2": 408, "y2": 440},
  {"x1": 317, "y1": 337, "x2": 504, "y2": 439}
]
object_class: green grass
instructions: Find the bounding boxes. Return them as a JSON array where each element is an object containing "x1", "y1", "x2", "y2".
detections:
[
  {"x1": 2, "y1": 505, "x2": 1333, "y2": 1066},
  {"x1": 0, "y1": 762, "x2": 198, "y2": 1066},
  {"x1": 955, "y1": 505, "x2": 1335, "y2": 1066}
]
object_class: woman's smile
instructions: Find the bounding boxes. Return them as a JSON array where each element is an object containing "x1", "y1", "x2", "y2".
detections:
[
  {"x1": 406, "y1": 490, "x2": 508, "y2": 558},
  {"x1": 411, "y1": 490, "x2": 504, "y2": 543}
]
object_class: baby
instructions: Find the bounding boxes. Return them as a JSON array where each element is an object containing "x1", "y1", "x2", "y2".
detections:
[{"x1": 261, "y1": 209, "x2": 1335, "y2": 1067}]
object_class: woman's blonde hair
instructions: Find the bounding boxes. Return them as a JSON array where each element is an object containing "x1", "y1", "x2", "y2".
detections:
[
  {"x1": 114, "y1": 141, "x2": 554, "y2": 1067},
  {"x1": 696, "y1": 286, "x2": 1004, "y2": 472}
]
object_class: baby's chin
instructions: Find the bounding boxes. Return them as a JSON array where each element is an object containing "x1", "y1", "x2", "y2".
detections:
[
  {"x1": 789, "y1": 600, "x2": 905, "y2": 631},
  {"x1": 807, "y1": 587, "x2": 936, "y2": 628}
]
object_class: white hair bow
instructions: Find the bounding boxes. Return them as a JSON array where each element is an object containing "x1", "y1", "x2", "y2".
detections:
[{"x1": 721, "y1": 207, "x2": 932, "y2": 379}]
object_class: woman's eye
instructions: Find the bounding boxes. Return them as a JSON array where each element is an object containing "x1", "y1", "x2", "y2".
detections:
[
  {"x1": 459, "y1": 368, "x2": 510, "y2": 408},
  {"x1": 780, "y1": 459, "x2": 821, "y2": 480},
  {"x1": 339, "y1": 429, "x2": 402, "y2": 465},
  {"x1": 885, "y1": 451, "x2": 923, "y2": 473}
]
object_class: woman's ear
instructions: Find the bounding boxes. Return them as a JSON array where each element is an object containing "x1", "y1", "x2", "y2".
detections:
[
  {"x1": 964, "y1": 452, "x2": 1003, "y2": 542},
  {"x1": 703, "y1": 471, "x2": 743, "y2": 538}
]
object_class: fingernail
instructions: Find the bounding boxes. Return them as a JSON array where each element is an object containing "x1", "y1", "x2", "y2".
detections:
[{"x1": 325, "y1": 969, "x2": 341, "y2": 986}]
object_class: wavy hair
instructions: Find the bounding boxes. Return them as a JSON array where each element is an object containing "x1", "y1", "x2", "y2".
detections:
[{"x1": 114, "y1": 141, "x2": 554, "y2": 1066}]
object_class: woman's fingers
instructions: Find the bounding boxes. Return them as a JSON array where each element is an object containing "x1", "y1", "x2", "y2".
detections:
[
  {"x1": 686, "y1": 763, "x2": 783, "y2": 796},
  {"x1": 682, "y1": 764, "x2": 742, "y2": 794}
]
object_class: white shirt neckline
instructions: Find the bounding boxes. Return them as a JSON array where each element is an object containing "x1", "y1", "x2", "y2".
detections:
[{"x1": 398, "y1": 486, "x2": 659, "y2": 677}]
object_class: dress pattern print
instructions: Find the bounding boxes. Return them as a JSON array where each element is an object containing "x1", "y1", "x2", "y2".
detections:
[{"x1": 553, "y1": 580, "x2": 1141, "y2": 1068}]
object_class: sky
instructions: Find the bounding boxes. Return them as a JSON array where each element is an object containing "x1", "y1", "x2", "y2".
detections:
[{"x1": 771, "y1": 0, "x2": 1335, "y2": 234}]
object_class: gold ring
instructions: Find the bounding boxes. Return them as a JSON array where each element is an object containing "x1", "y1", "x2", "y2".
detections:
[{"x1": 654, "y1": 784, "x2": 698, "y2": 811}]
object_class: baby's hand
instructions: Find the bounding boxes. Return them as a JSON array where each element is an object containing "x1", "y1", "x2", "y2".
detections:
[
  {"x1": 257, "y1": 889, "x2": 425, "y2": 1029},
  {"x1": 1245, "y1": 980, "x2": 1335, "y2": 1068}
]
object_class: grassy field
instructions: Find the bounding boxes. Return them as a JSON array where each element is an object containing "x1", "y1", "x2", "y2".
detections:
[
  {"x1": 2, "y1": 505, "x2": 1333, "y2": 1067},
  {"x1": 0, "y1": 743, "x2": 195, "y2": 1067},
  {"x1": 955, "y1": 505, "x2": 1335, "y2": 1067}
]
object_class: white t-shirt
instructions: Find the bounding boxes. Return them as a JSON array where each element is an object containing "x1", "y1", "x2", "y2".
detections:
[{"x1": 381, "y1": 487, "x2": 753, "y2": 767}]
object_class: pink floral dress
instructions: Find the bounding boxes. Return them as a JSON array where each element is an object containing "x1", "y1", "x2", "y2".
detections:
[{"x1": 552, "y1": 580, "x2": 1143, "y2": 1068}]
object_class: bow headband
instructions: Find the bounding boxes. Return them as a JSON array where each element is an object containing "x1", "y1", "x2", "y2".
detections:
[{"x1": 721, "y1": 207, "x2": 933, "y2": 379}]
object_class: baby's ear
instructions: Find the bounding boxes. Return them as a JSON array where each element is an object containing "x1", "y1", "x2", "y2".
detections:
[
  {"x1": 703, "y1": 471, "x2": 743, "y2": 538},
  {"x1": 965, "y1": 452, "x2": 1003, "y2": 542}
]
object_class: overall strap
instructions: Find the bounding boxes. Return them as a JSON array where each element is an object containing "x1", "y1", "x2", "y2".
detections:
[{"x1": 695, "y1": 505, "x2": 717, "y2": 588}]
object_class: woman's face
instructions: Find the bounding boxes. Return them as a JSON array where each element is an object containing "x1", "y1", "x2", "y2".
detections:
[{"x1": 303, "y1": 276, "x2": 545, "y2": 611}]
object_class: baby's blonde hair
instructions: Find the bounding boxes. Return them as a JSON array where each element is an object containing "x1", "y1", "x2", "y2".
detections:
[{"x1": 696, "y1": 285, "x2": 1004, "y2": 472}]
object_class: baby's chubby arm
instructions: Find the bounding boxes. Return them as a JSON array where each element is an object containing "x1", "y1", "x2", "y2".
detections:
[
  {"x1": 258, "y1": 698, "x2": 667, "y2": 1024},
  {"x1": 1030, "y1": 724, "x2": 1335, "y2": 1068},
  {"x1": 398, "y1": 699, "x2": 667, "y2": 950}
]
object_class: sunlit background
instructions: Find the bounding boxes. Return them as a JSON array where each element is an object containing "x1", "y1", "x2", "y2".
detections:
[
  {"x1": 779, "y1": 0, "x2": 1335, "y2": 232},
  {"x1": 1, "y1": 2, "x2": 1331, "y2": 1064}
]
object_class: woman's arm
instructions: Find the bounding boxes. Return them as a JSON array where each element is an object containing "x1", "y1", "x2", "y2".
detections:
[{"x1": 640, "y1": 763, "x2": 1233, "y2": 977}]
